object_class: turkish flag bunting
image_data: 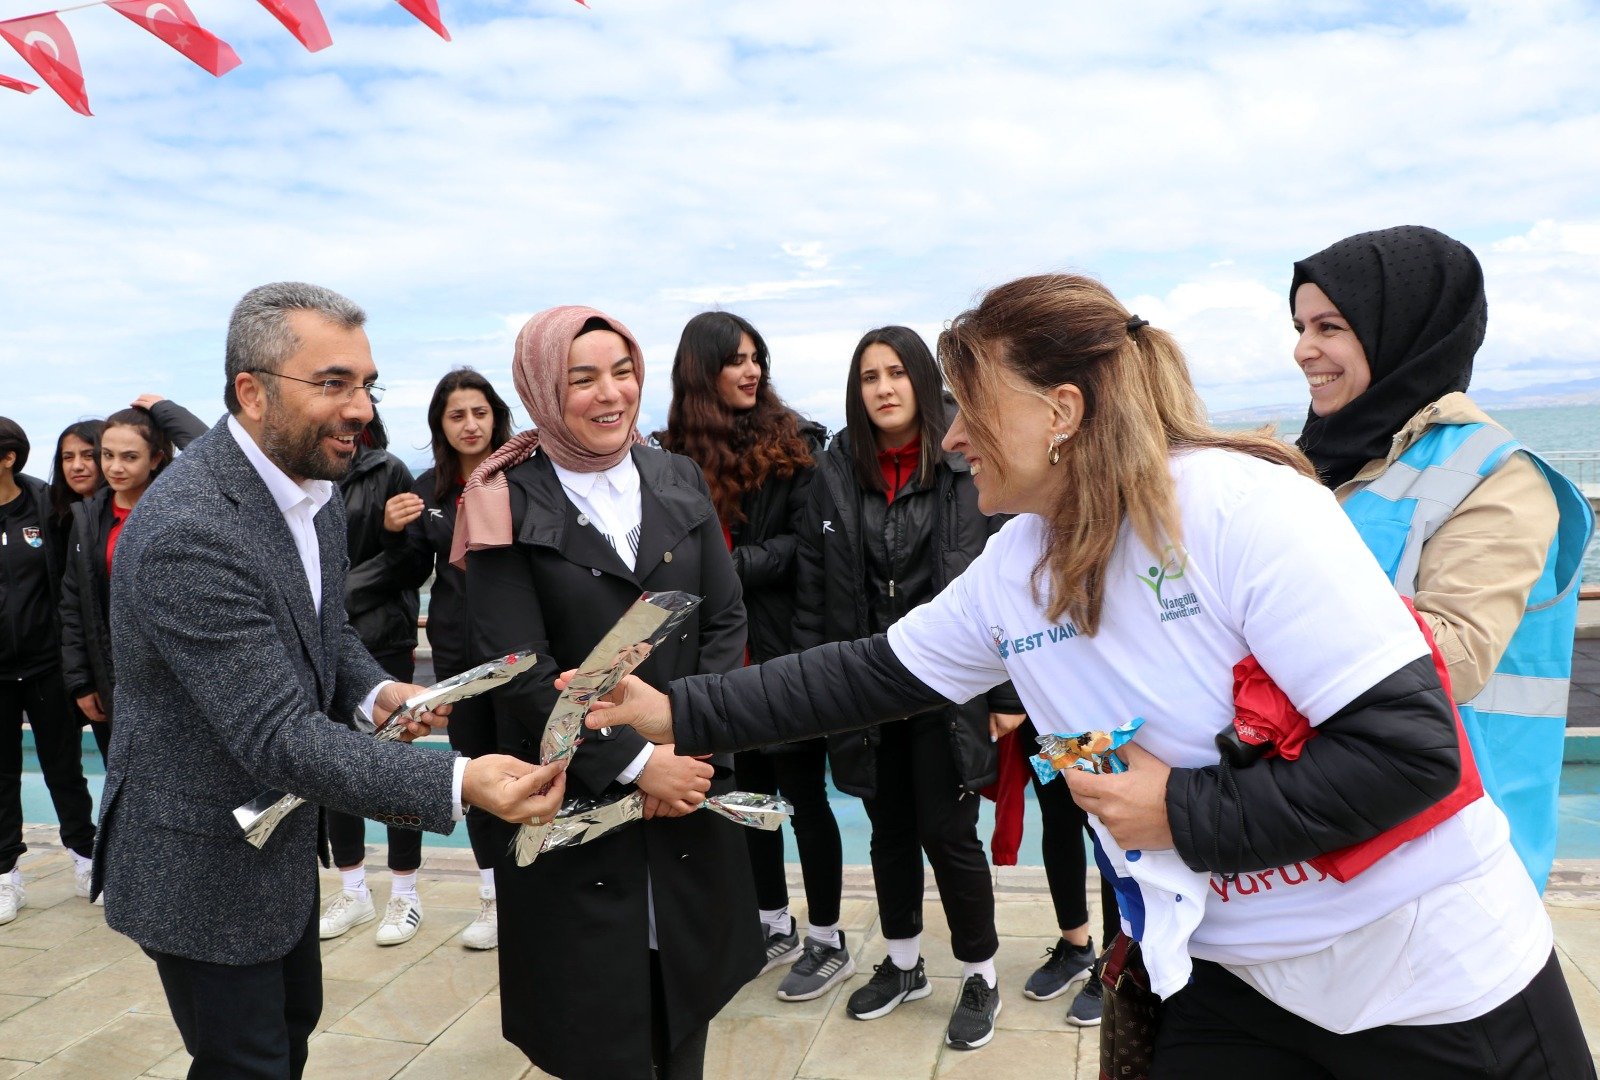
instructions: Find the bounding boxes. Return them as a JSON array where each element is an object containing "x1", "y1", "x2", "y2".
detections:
[
  {"x1": 396, "y1": 0, "x2": 451, "y2": 41},
  {"x1": 0, "y1": 14, "x2": 90, "y2": 115},
  {"x1": 255, "y1": 0, "x2": 333, "y2": 53},
  {"x1": 0, "y1": 71, "x2": 37, "y2": 94},
  {"x1": 109, "y1": 0, "x2": 241, "y2": 78}
]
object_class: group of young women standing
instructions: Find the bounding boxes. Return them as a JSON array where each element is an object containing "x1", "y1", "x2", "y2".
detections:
[{"x1": 1, "y1": 396, "x2": 204, "y2": 924}]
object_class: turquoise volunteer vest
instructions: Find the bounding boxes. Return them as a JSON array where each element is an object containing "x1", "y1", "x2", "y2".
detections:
[{"x1": 1342, "y1": 421, "x2": 1594, "y2": 892}]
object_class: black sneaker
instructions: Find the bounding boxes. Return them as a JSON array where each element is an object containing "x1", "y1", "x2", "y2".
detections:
[
  {"x1": 1065, "y1": 970, "x2": 1103, "y2": 1027},
  {"x1": 1022, "y1": 937, "x2": 1095, "y2": 1001},
  {"x1": 945, "y1": 974, "x2": 1002, "y2": 1050},
  {"x1": 846, "y1": 956, "x2": 931, "y2": 1020},
  {"x1": 777, "y1": 931, "x2": 856, "y2": 1001},
  {"x1": 760, "y1": 921, "x2": 802, "y2": 975}
]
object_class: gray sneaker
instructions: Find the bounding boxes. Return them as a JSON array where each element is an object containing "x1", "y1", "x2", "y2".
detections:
[
  {"x1": 760, "y1": 921, "x2": 802, "y2": 974},
  {"x1": 776, "y1": 932, "x2": 856, "y2": 1001},
  {"x1": 1065, "y1": 971, "x2": 1104, "y2": 1027}
]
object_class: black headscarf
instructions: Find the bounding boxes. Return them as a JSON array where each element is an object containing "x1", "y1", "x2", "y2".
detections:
[{"x1": 1292, "y1": 225, "x2": 1487, "y2": 489}]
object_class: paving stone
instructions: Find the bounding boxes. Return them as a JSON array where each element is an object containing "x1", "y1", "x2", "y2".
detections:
[
  {"x1": 0, "y1": 1061, "x2": 33, "y2": 1079},
  {"x1": 302, "y1": 1032, "x2": 424, "y2": 1080},
  {"x1": 0, "y1": 994, "x2": 40, "y2": 1023},
  {"x1": 0, "y1": 958, "x2": 162, "y2": 1062},
  {"x1": 798, "y1": 975, "x2": 958, "y2": 1080},
  {"x1": 0, "y1": 891, "x2": 106, "y2": 950},
  {"x1": 0, "y1": 944, "x2": 45, "y2": 973},
  {"x1": 392, "y1": 994, "x2": 531, "y2": 1080},
  {"x1": 144, "y1": 1047, "x2": 190, "y2": 1079},
  {"x1": 934, "y1": 1026, "x2": 1087, "y2": 1077},
  {"x1": 1, "y1": 921, "x2": 139, "y2": 996},
  {"x1": 319, "y1": 905, "x2": 477, "y2": 988},
  {"x1": 331, "y1": 937, "x2": 500, "y2": 1043},
  {"x1": 706, "y1": 1014, "x2": 817, "y2": 1080},
  {"x1": 20, "y1": 1010, "x2": 185, "y2": 1080}
]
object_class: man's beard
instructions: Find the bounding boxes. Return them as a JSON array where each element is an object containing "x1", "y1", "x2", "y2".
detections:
[{"x1": 261, "y1": 401, "x2": 362, "y2": 481}]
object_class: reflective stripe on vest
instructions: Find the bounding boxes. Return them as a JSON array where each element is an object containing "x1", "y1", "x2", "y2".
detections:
[{"x1": 1341, "y1": 420, "x2": 1595, "y2": 892}]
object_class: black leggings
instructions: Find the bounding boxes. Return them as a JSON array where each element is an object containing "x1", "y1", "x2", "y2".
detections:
[
  {"x1": 1020, "y1": 719, "x2": 1120, "y2": 946},
  {"x1": 0, "y1": 666, "x2": 96, "y2": 874},
  {"x1": 863, "y1": 715, "x2": 997, "y2": 963},
  {"x1": 1154, "y1": 950, "x2": 1596, "y2": 1079},
  {"x1": 735, "y1": 739, "x2": 843, "y2": 927},
  {"x1": 327, "y1": 650, "x2": 422, "y2": 873}
]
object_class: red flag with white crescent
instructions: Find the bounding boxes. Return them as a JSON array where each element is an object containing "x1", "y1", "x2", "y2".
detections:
[
  {"x1": 0, "y1": 14, "x2": 90, "y2": 115},
  {"x1": 0, "y1": 71, "x2": 37, "y2": 94},
  {"x1": 255, "y1": 0, "x2": 332, "y2": 53},
  {"x1": 108, "y1": 0, "x2": 241, "y2": 78},
  {"x1": 395, "y1": 0, "x2": 450, "y2": 41}
]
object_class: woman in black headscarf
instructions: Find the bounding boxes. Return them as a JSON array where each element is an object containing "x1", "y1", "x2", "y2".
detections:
[{"x1": 1291, "y1": 225, "x2": 1594, "y2": 891}]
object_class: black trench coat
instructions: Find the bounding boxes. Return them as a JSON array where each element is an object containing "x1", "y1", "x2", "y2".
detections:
[{"x1": 467, "y1": 445, "x2": 762, "y2": 1080}]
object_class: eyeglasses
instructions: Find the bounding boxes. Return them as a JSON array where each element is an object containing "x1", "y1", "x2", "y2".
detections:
[{"x1": 249, "y1": 369, "x2": 386, "y2": 404}]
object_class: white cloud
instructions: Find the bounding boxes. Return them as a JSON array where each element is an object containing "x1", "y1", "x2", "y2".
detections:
[{"x1": 2, "y1": 0, "x2": 1598, "y2": 470}]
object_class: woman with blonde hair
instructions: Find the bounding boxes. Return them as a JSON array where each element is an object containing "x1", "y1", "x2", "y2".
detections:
[{"x1": 581, "y1": 273, "x2": 1593, "y2": 1077}]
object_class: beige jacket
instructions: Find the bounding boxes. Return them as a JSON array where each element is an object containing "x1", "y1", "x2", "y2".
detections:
[{"x1": 1334, "y1": 392, "x2": 1559, "y2": 702}]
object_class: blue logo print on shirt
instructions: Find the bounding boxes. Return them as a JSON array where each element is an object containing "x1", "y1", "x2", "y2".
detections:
[{"x1": 989, "y1": 622, "x2": 1079, "y2": 660}]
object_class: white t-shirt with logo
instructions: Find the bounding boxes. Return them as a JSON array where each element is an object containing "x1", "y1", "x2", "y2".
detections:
[{"x1": 887, "y1": 448, "x2": 1550, "y2": 1031}]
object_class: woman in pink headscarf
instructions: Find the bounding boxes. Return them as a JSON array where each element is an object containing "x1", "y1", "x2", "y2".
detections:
[{"x1": 459, "y1": 308, "x2": 761, "y2": 1080}]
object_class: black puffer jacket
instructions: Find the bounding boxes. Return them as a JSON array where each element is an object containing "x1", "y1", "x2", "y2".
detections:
[
  {"x1": 340, "y1": 445, "x2": 419, "y2": 660},
  {"x1": 793, "y1": 430, "x2": 1022, "y2": 798},
  {"x1": 730, "y1": 417, "x2": 827, "y2": 663},
  {"x1": 379, "y1": 467, "x2": 473, "y2": 678},
  {"x1": 60, "y1": 488, "x2": 116, "y2": 710},
  {"x1": 1, "y1": 475, "x2": 62, "y2": 679}
]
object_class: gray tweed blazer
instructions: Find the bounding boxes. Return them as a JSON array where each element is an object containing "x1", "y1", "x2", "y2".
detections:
[{"x1": 93, "y1": 418, "x2": 458, "y2": 965}]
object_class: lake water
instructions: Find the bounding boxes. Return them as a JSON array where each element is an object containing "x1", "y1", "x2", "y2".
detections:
[{"x1": 1222, "y1": 403, "x2": 1600, "y2": 584}]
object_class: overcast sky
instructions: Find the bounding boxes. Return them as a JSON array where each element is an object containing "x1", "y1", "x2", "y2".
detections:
[{"x1": 3, "y1": 0, "x2": 1598, "y2": 472}]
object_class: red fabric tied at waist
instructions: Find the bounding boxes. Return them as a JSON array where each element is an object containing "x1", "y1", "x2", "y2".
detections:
[{"x1": 1232, "y1": 596, "x2": 1484, "y2": 882}]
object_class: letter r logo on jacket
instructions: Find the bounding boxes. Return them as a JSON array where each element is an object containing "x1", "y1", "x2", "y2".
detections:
[{"x1": 822, "y1": 520, "x2": 835, "y2": 534}]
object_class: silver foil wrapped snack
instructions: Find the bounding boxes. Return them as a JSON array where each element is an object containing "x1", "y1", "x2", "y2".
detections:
[
  {"x1": 511, "y1": 592, "x2": 702, "y2": 865},
  {"x1": 523, "y1": 790, "x2": 793, "y2": 860},
  {"x1": 234, "y1": 650, "x2": 541, "y2": 848}
]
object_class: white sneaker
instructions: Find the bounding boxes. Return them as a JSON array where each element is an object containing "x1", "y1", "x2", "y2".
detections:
[
  {"x1": 460, "y1": 887, "x2": 497, "y2": 950},
  {"x1": 73, "y1": 860, "x2": 97, "y2": 903},
  {"x1": 319, "y1": 889, "x2": 376, "y2": 940},
  {"x1": 0, "y1": 874, "x2": 24, "y2": 925},
  {"x1": 375, "y1": 894, "x2": 423, "y2": 946}
]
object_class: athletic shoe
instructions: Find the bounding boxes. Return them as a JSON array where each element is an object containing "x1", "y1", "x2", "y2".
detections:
[
  {"x1": 1065, "y1": 970, "x2": 1104, "y2": 1027},
  {"x1": 1023, "y1": 937, "x2": 1095, "y2": 1001},
  {"x1": 460, "y1": 887, "x2": 497, "y2": 950},
  {"x1": 375, "y1": 894, "x2": 424, "y2": 946},
  {"x1": 945, "y1": 975, "x2": 1002, "y2": 1050},
  {"x1": 776, "y1": 932, "x2": 856, "y2": 1001},
  {"x1": 0, "y1": 874, "x2": 23, "y2": 925},
  {"x1": 760, "y1": 921, "x2": 802, "y2": 975},
  {"x1": 318, "y1": 889, "x2": 376, "y2": 940},
  {"x1": 73, "y1": 861, "x2": 103, "y2": 906},
  {"x1": 846, "y1": 956, "x2": 931, "y2": 1020}
]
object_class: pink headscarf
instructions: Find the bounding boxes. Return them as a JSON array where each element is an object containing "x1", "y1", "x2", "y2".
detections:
[{"x1": 449, "y1": 305, "x2": 645, "y2": 567}]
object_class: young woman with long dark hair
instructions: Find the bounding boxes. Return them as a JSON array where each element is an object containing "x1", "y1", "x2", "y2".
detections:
[
  {"x1": 50, "y1": 398, "x2": 205, "y2": 761},
  {"x1": 317, "y1": 409, "x2": 432, "y2": 948},
  {"x1": 378, "y1": 367, "x2": 514, "y2": 949},
  {"x1": 587, "y1": 273, "x2": 1594, "y2": 1078},
  {"x1": 788, "y1": 325, "x2": 1023, "y2": 1050},
  {"x1": 59, "y1": 407, "x2": 183, "y2": 763},
  {"x1": 658, "y1": 311, "x2": 846, "y2": 999}
]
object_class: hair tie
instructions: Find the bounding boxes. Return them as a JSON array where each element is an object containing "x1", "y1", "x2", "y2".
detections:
[{"x1": 1126, "y1": 316, "x2": 1150, "y2": 335}]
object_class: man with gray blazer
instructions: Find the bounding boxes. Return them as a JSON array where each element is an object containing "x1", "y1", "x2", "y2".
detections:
[{"x1": 94, "y1": 282, "x2": 567, "y2": 1080}]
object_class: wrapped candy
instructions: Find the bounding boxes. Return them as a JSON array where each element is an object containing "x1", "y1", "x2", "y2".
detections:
[
  {"x1": 233, "y1": 650, "x2": 541, "y2": 848},
  {"x1": 1029, "y1": 717, "x2": 1145, "y2": 783}
]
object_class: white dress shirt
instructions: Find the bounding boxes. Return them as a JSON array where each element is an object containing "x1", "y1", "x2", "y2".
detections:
[{"x1": 229, "y1": 417, "x2": 466, "y2": 818}]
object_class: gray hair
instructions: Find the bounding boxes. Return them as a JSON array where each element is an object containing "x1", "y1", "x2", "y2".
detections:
[{"x1": 224, "y1": 282, "x2": 366, "y2": 413}]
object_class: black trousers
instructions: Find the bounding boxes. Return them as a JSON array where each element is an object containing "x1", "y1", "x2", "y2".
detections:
[
  {"x1": 442, "y1": 689, "x2": 498, "y2": 872},
  {"x1": 735, "y1": 739, "x2": 844, "y2": 927},
  {"x1": 147, "y1": 901, "x2": 323, "y2": 1080},
  {"x1": 862, "y1": 715, "x2": 998, "y2": 962},
  {"x1": 1, "y1": 666, "x2": 96, "y2": 874},
  {"x1": 650, "y1": 947, "x2": 709, "y2": 1080},
  {"x1": 326, "y1": 650, "x2": 422, "y2": 873},
  {"x1": 84, "y1": 709, "x2": 112, "y2": 764},
  {"x1": 1020, "y1": 718, "x2": 1120, "y2": 946},
  {"x1": 1154, "y1": 950, "x2": 1597, "y2": 1080}
]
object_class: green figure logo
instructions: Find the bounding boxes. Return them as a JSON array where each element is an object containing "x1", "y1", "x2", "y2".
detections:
[{"x1": 1136, "y1": 545, "x2": 1187, "y2": 603}]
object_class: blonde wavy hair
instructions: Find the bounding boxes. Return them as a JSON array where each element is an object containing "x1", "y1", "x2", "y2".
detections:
[{"x1": 939, "y1": 274, "x2": 1313, "y2": 635}]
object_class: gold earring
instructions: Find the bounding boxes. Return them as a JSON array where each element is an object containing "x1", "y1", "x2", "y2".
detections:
[{"x1": 1048, "y1": 432, "x2": 1070, "y2": 465}]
